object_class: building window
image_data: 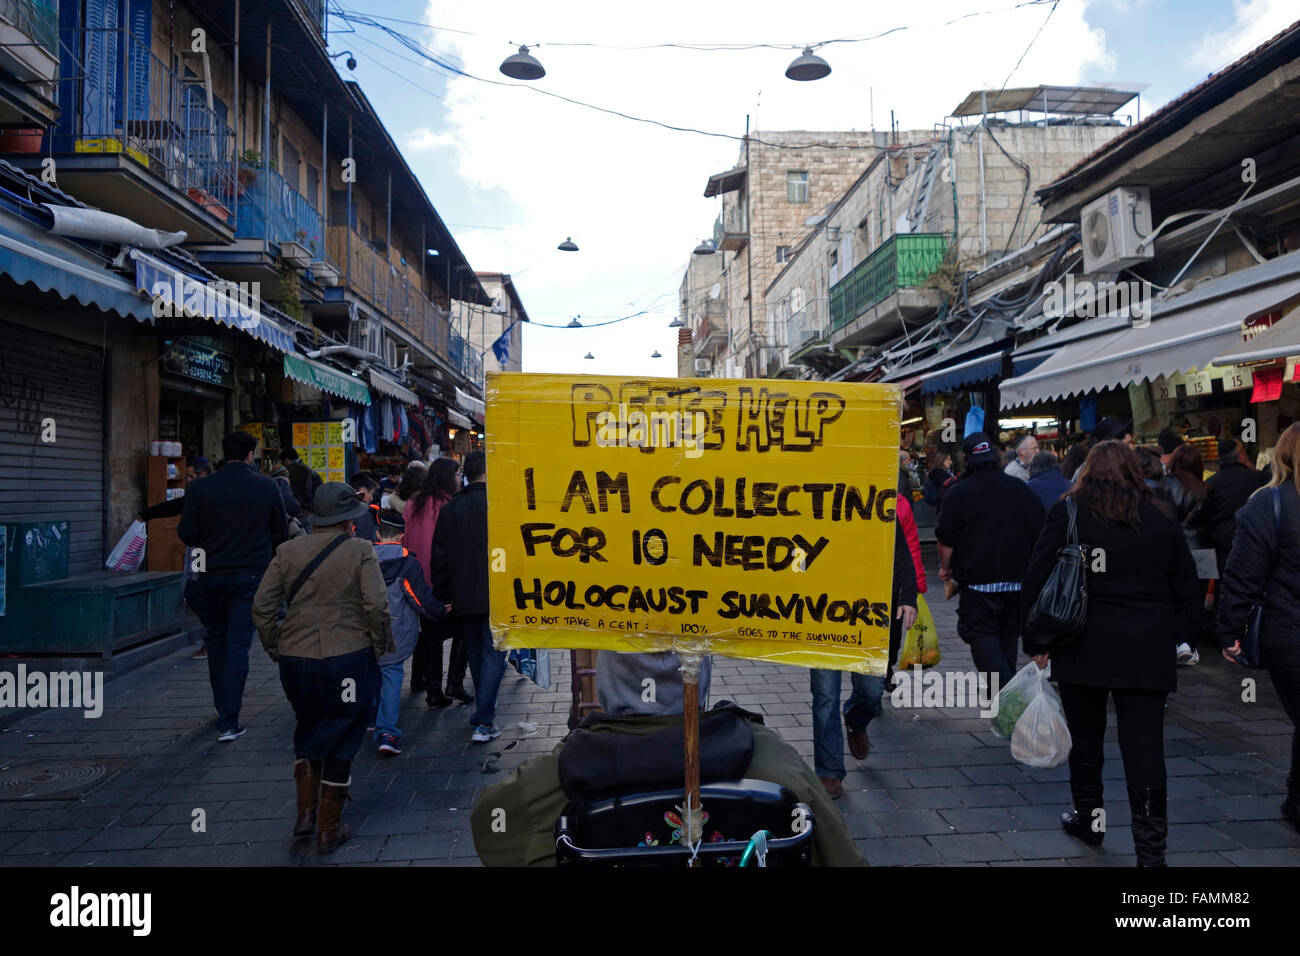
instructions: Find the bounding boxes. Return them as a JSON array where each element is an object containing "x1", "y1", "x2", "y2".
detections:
[
  {"x1": 776, "y1": 245, "x2": 791, "y2": 263},
  {"x1": 787, "y1": 170, "x2": 809, "y2": 203},
  {"x1": 829, "y1": 249, "x2": 838, "y2": 268}
]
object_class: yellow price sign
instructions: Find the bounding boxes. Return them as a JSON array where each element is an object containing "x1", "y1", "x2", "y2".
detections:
[
  {"x1": 292, "y1": 422, "x2": 310, "y2": 448},
  {"x1": 487, "y1": 372, "x2": 902, "y2": 674}
]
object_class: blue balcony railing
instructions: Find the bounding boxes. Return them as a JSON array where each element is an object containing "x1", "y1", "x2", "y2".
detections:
[
  {"x1": 53, "y1": 29, "x2": 235, "y2": 221},
  {"x1": 235, "y1": 164, "x2": 325, "y2": 259}
]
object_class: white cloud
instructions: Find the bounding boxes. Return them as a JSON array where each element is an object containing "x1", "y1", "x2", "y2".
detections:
[
  {"x1": 405, "y1": 127, "x2": 459, "y2": 151},
  {"x1": 404, "y1": 0, "x2": 1114, "y2": 374},
  {"x1": 1190, "y1": 0, "x2": 1298, "y2": 70}
]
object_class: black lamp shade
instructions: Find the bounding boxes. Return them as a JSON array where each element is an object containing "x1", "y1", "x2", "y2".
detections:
[
  {"x1": 786, "y1": 47, "x2": 831, "y2": 81},
  {"x1": 500, "y1": 45, "x2": 545, "y2": 81},
  {"x1": 693, "y1": 239, "x2": 716, "y2": 255},
  {"x1": 558, "y1": 237, "x2": 579, "y2": 252}
]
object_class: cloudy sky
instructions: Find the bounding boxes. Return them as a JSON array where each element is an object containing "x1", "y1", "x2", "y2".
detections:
[{"x1": 323, "y1": 0, "x2": 1298, "y2": 376}]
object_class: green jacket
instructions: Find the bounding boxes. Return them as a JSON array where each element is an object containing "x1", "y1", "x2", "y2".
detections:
[{"x1": 471, "y1": 710, "x2": 866, "y2": 867}]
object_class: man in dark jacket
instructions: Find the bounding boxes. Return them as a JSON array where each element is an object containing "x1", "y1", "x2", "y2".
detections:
[
  {"x1": 179, "y1": 431, "x2": 288, "y2": 741},
  {"x1": 1027, "y1": 450, "x2": 1072, "y2": 512},
  {"x1": 1204, "y1": 439, "x2": 1266, "y2": 568},
  {"x1": 349, "y1": 473, "x2": 381, "y2": 543},
  {"x1": 282, "y1": 446, "x2": 322, "y2": 516},
  {"x1": 937, "y1": 432, "x2": 1046, "y2": 685},
  {"x1": 430, "y1": 450, "x2": 498, "y2": 743}
]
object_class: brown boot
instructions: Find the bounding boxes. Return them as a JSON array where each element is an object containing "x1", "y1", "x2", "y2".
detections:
[
  {"x1": 293, "y1": 760, "x2": 320, "y2": 836},
  {"x1": 317, "y1": 778, "x2": 352, "y2": 853}
]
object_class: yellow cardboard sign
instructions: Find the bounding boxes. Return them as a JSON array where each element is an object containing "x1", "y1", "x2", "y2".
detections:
[{"x1": 487, "y1": 372, "x2": 902, "y2": 674}]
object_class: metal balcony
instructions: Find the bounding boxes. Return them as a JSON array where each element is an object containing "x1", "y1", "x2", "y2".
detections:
[
  {"x1": 829, "y1": 233, "x2": 948, "y2": 331},
  {"x1": 713, "y1": 207, "x2": 748, "y2": 253},
  {"x1": 235, "y1": 164, "x2": 326, "y2": 262}
]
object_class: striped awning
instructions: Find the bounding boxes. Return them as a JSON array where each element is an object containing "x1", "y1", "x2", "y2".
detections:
[{"x1": 283, "y1": 354, "x2": 371, "y2": 405}]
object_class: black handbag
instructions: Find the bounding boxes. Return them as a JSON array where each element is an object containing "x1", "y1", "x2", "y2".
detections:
[
  {"x1": 1238, "y1": 487, "x2": 1281, "y2": 670},
  {"x1": 1026, "y1": 496, "x2": 1088, "y2": 646}
]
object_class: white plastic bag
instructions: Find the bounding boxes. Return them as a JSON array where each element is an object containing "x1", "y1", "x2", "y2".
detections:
[
  {"x1": 990, "y1": 660, "x2": 1045, "y2": 740},
  {"x1": 106, "y1": 519, "x2": 148, "y2": 572},
  {"x1": 1011, "y1": 676, "x2": 1072, "y2": 768}
]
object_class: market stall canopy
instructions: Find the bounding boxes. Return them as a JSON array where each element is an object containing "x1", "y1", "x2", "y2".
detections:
[
  {"x1": 0, "y1": 221, "x2": 155, "y2": 322},
  {"x1": 456, "y1": 386, "x2": 486, "y2": 423},
  {"x1": 130, "y1": 249, "x2": 295, "y2": 353},
  {"x1": 879, "y1": 328, "x2": 1010, "y2": 395},
  {"x1": 368, "y1": 368, "x2": 419, "y2": 406},
  {"x1": 1211, "y1": 303, "x2": 1300, "y2": 366},
  {"x1": 446, "y1": 408, "x2": 473, "y2": 430},
  {"x1": 283, "y1": 354, "x2": 371, "y2": 405},
  {"x1": 1001, "y1": 269, "x2": 1300, "y2": 408}
]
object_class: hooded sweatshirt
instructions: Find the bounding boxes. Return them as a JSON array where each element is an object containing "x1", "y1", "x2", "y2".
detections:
[{"x1": 374, "y1": 541, "x2": 447, "y2": 666}]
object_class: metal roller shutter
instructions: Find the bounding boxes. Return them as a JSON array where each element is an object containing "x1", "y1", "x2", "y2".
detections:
[{"x1": 0, "y1": 320, "x2": 106, "y2": 575}]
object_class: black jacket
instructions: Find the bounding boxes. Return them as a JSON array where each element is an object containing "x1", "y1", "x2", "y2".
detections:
[
  {"x1": 936, "y1": 468, "x2": 1046, "y2": 585},
  {"x1": 177, "y1": 461, "x2": 288, "y2": 572},
  {"x1": 431, "y1": 481, "x2": 488, "y2": 615},
  {"x1": 1160, "y1": 474, "x2": 1210, "y2": 549},
  {"x1": 1027, "y1": 466, "x2": 1071, "y2": 513},
  {"x1": 1023, "y1": 498, "x2": 1200, "y2": 691},
  {"x1": 286, "y1": 459, "x2": 322, "y2": 514},
  {"x1": 1204, "y1": 460, "x2": 1266, "y2": 551},
  {"x1": 922, "y1": 466, "x2": 953, "y2": 508},
  {"x1": 353, "y1": 501, "x2": 380, "y2": 543},
  {"x1": 1216, "y1": 483, "x2": 1300, "y2": 651}
]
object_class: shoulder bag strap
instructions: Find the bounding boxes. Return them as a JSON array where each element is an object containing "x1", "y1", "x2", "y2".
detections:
[
  {"x1": 1065, "y1": 495, "x2": 1079, "y2": 546},
  {"x1": 287, "y1": 533, "x2": 350, "y2": 606}
]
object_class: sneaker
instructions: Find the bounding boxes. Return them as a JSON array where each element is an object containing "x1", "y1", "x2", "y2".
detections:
[
  {"x1": 378, "y1": 734, "x2": 401, "y2": 755},
  {"x1": 1176, "y1": 643, "x2": 1199, "y2": 666},
  {"x1": 471, "y1": 723, "x2": 501, "y2": 743},
  {"x1": 217, "y1": 726, "x2": 246, "y2": 742},
  {"x1": 192, "y1": 644, "x2": 208, "y2": 659}
]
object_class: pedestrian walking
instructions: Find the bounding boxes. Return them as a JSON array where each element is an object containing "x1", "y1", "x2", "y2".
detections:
[
  {"x1": 1060, "y1": 442, "x2": 1089, "y2": 482},
  {"x1": 178, "y1": 432, "x2": 287, "y2": 741},
  {"x1": 371, "y1": 509, "x2": 449, "y2": 755},
  {"x1": 1218, "y1": 422, "x2": 1300, "y2": 832},
  {"x1": 809, "y1": 492, "x2": 919, "y2": 798},
  {"x1": 1026, "y1": 450, "x2": 1071, "y2": 511},
  {"x1": 1163, "y1": 443, "x2": 1215, "y2": 663},
  {"x1": 430, "y1": 451, "x2": 500, "y2": 743},
  {"x1": 403, "y1": 457, "x2": 466, "y2": 705},
  {"x1": 251, "y1": 482, "x2": 393, "y2": 853},
  {"x1": 140, "y1": 457, "x2": 213, "y2": 659},
  {"x1": 349, "y1": 473, "x2": 381, "y2": 543},
  {"x1": 384, "y1": 460, "x2": 426, "y2": 515},
  {"x1": 1204, "y1": 438, "x2": 1266, "y2": 572},
  {"x1": 922, "y1": 446, "x2": 954, "y2": 510},
  {"x1": 1022, "y1": 441, "x2": 1200, "y2": 867},
  {"x1": 280, "y1": 447, "x2": 322, "y2": 517},
  {"x1": 936, "y1": 432, "x2": 1046, "y2": 685},
  {"x1": 1004, "y1": 434, "x2": 1038, "y2": 481}
]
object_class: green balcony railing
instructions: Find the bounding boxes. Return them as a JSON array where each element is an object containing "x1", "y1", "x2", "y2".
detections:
[{"x1": 829, "y1": 233, "x2": 947, "y2": 330}]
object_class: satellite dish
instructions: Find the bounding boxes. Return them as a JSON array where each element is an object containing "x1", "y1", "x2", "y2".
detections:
[{"x1": 709, "y1": 283, "x2": 721, "y2": 300}]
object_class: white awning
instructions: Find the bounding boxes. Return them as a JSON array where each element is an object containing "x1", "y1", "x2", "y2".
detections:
[
  {"x1": 1211, "y1": 304, "x2": 1300, "y2": 366},
  {"x1": 368, "y1": 369, "x2": 419, "y2": 406},
  {"x1": 446, "y1": 408, "x2": 473, "y2": 430},
  {"x1": 455, "y1": 387, "x2": 485, "y2": 421},
  {"x1": 1001, "y1": 275, "x2": 1300, "y2": 408}
]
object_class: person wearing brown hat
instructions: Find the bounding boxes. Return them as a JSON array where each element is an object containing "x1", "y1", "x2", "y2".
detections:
[{"x1": 251, "y1": 482, "x2": 395, "y2": 853}]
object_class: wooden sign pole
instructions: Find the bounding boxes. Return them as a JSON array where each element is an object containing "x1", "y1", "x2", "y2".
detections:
[{"x1": 679, "y1": 652, "x2": 703, "y2": 867}]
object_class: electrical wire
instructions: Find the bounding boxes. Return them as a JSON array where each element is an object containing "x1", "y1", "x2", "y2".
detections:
[{"x1": 328, "y1": 3, "x2": 1061, "y2": 151}]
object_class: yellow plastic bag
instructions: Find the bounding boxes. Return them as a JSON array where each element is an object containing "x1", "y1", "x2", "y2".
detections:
[{"x1": 897, "y1": 594, "x2": 940, "y2": 670}]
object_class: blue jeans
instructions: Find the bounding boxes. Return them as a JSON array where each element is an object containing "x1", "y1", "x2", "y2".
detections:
[
  {"x1": 810, "y1": 669, "x2": 887, "y2": 780},
  {"x1": 188, "y1": 570, "x2": 262, "y2": 733},
  {"x1": 463, "y1": 614, "x2": 506, "y2": 727},
  {"x1": 373, "y1": 662, "x2": 405, "y2": 739}
]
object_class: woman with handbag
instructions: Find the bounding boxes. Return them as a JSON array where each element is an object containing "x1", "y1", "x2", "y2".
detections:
[
  {"x1": 1218, "y1": 422, "x2": 1300, "y2": 832},
  {"x1": 403, "y1": 458, "x2": 464, "y2": 705},
  {"x1": 1021, "y1": 441, "x2": 1200, "y2": 866},
  {"x1": 1162, "y1": 443, "x2": 1215, "y2": 663}
]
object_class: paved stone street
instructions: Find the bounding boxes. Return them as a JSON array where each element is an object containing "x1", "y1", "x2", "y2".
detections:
[{"x1": 1, "y1": 551, "x2": 1296, "y2": 867}]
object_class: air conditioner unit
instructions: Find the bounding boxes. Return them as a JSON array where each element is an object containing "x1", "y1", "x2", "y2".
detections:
[
  {"x1": 1081, "y1": 186, "x2": 1153, "y2": 273},
  {"x1": 491, "y1": 296, "x2": 507, "y2": 315},
  {"x1": 385, "y1": 339, "x2": 399, "y2": 367},
  {"x1": 347, "y1": 317, "x2": 382, "y2": 356},
  {"x1": 694, "y1": 358, "x2": 712, "y2": 374}
]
